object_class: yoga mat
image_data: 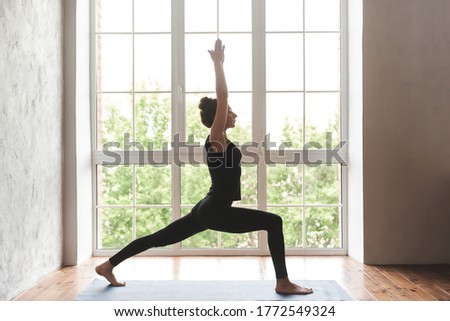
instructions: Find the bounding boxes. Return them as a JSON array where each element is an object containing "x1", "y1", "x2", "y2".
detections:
[{"x1": 76, "y1": 279, "x2": 352, "y2": 301}]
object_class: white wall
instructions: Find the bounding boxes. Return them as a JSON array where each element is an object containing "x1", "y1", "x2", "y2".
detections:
[
  {"x1": 63, "y1": 0, "x2": 93, "y2": 266},
  {"x1": 363, "y1": 0, "x2": 450, "y2": 264},
  {"x1": 0, "y1": 0, "x2": 63, "y2": 300},
  {"x1": 347, "y1": 0, "x2": 364, "y2": 262}
]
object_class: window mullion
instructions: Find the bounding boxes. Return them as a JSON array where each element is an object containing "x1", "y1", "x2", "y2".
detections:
[
  {"x1": 171, "y1": 0, "x2": 185, "y2": 250},
  {"x1": 253, "y1": 0, "x2": 267, "y2": 253},
  {"x1": 302, "y1": 0, "x2": 307, "y2": 250},
  {"x1": 131, "y1": 0, "x2": 137, "y2": 241}
]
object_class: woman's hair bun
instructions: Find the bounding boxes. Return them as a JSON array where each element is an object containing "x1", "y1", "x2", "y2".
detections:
[
  {"x1": 199, "y1": 97, "x2": 212, "y2": 111},
  {"x1": 198, "y1": 97, "x2": 217, "y2": 128}
]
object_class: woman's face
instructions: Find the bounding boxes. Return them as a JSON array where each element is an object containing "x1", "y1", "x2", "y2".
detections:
[{"x1": 225, "y1": 107, "x2": 237, "y2": 129}]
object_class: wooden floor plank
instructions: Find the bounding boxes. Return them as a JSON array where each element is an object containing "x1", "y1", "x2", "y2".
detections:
[
  {"x1": 375, "y1": 265, "x2": 437, "y2": 301},
  {"x1": 13, "y1": 257, "x2": 449, "y2": 301},
  {"x1": 361, "y1": 265, "x2": 399, "y2": 301},
  {"x1": 339, "y1": 258, "x2": 377, "y2": 301},
  {"x1": 395, "y1": 265, "x2": 450, "y2": 301},
  {"x1": 409, "y1": 265, "x2": 450, "y2": 295}
]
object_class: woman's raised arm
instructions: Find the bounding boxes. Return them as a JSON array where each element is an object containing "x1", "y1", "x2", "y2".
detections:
[{"x1": 208, "y1": 39, "x2": 229, "y2": 152}]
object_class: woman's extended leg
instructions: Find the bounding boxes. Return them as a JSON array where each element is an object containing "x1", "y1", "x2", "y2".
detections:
[{"x1": 96, "y1": 202, "x2": 206, "y2": 285}]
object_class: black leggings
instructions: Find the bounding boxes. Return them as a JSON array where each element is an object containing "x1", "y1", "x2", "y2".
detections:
[{"x1": 109, "y1": 196, "x2": 288, "y2": 279}]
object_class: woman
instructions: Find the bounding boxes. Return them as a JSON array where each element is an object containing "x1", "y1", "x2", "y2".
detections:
[{"x1": 96, "y1": 39, "x2": 313, "y2": 295}]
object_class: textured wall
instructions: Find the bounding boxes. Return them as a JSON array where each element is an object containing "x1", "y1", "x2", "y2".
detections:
[
  {"x1": 363, "y1": 0, "x2": 450, "y2": 263},
  {"x1": 0, "y1": 0, "x2": 63, "y2": 300}
]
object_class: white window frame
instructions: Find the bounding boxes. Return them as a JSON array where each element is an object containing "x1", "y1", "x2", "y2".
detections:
[{"x1": 91, "y1": 0, "x2": 348, "y2": 256}]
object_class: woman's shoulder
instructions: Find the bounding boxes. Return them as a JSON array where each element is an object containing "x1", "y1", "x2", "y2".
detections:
[{"x1": 205, "y1": 135, "x2": 233, "y2": 154}]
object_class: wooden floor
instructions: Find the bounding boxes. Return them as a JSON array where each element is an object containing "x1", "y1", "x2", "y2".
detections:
[{"x1": 14, "y1": 256, "x2": 450, "y2": 301}]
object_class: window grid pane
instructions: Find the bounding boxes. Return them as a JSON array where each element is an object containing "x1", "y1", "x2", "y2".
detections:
[{"x1": 94, "y1": 0, "x2": 344, "y2": 252}]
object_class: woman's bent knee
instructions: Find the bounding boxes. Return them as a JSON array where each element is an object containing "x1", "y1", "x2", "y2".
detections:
[{"x1": 272, "y1": 213, "x2": 283, "y2": 225}]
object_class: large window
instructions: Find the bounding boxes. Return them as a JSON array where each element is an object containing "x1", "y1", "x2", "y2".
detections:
[{"x1": 93, "y1": 0, "x2": 346, "y2": 255}]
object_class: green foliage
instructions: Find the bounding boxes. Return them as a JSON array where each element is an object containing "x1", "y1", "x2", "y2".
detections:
[
  {"x1": 305, "y1": 165, "x2": 340, "y2": 204},
  {"x1": 306, "y1": 207, "x2": 340, "y2": 248},
  {"x1": 100, "y1": 208, "x2": 132, "y2": 248},
  {"x1": 136, "y1": 208, "x2": 172, "y2": 249},
  {"x1": 136, "y1": 165, "x2": 171, "y2": 205},
  {"x1": 100, "y1": 95, "x2": 132, "y2": 148},
  {"x1": 267, "y1": 165, "x2": 302, "y2": 204},
  {"x1": 100, "y1": 166, "x2": 133, "y2": 205},
  {"x1": 135, "y1": 93, "x2": 171, "y2": 150},
  {"x1": 98, "y1": 92, "x2": 341, "y2": 249}
]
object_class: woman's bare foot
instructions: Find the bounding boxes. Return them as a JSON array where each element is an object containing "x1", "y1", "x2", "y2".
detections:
[
  {"x1": 95, "y1": 260, "x2": 126, "y2": 286},
  {"x1": 275, "y1": 277, "x2": 313, "y2": 295}
]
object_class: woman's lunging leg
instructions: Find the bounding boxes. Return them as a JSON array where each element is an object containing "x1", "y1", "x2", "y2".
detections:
[
  {"x1": 197, "y1": 202, "x2": 288, "y2": 278},
  {"x1": 197, "y1": 200, "x2": 312, "y2": 294}
]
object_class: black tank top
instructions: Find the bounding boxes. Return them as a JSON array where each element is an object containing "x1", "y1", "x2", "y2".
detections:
[{"x1": 205, "y1": 136, "x2": 242, "y2": 200}]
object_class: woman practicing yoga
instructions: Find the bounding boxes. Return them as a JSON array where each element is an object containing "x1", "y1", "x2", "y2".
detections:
[{"x1": 96, "y1": 39, "x2": 313, "y2": 295}]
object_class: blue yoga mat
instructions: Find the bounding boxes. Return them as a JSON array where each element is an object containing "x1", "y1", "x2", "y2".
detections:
[{"x1": 76, "y1": 279, "x2": 352, "y2": 301}]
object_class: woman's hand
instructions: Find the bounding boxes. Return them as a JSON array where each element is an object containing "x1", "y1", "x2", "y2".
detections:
[{"x1": 208, "y1": 39, "x2": 225, "y2": 65}]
